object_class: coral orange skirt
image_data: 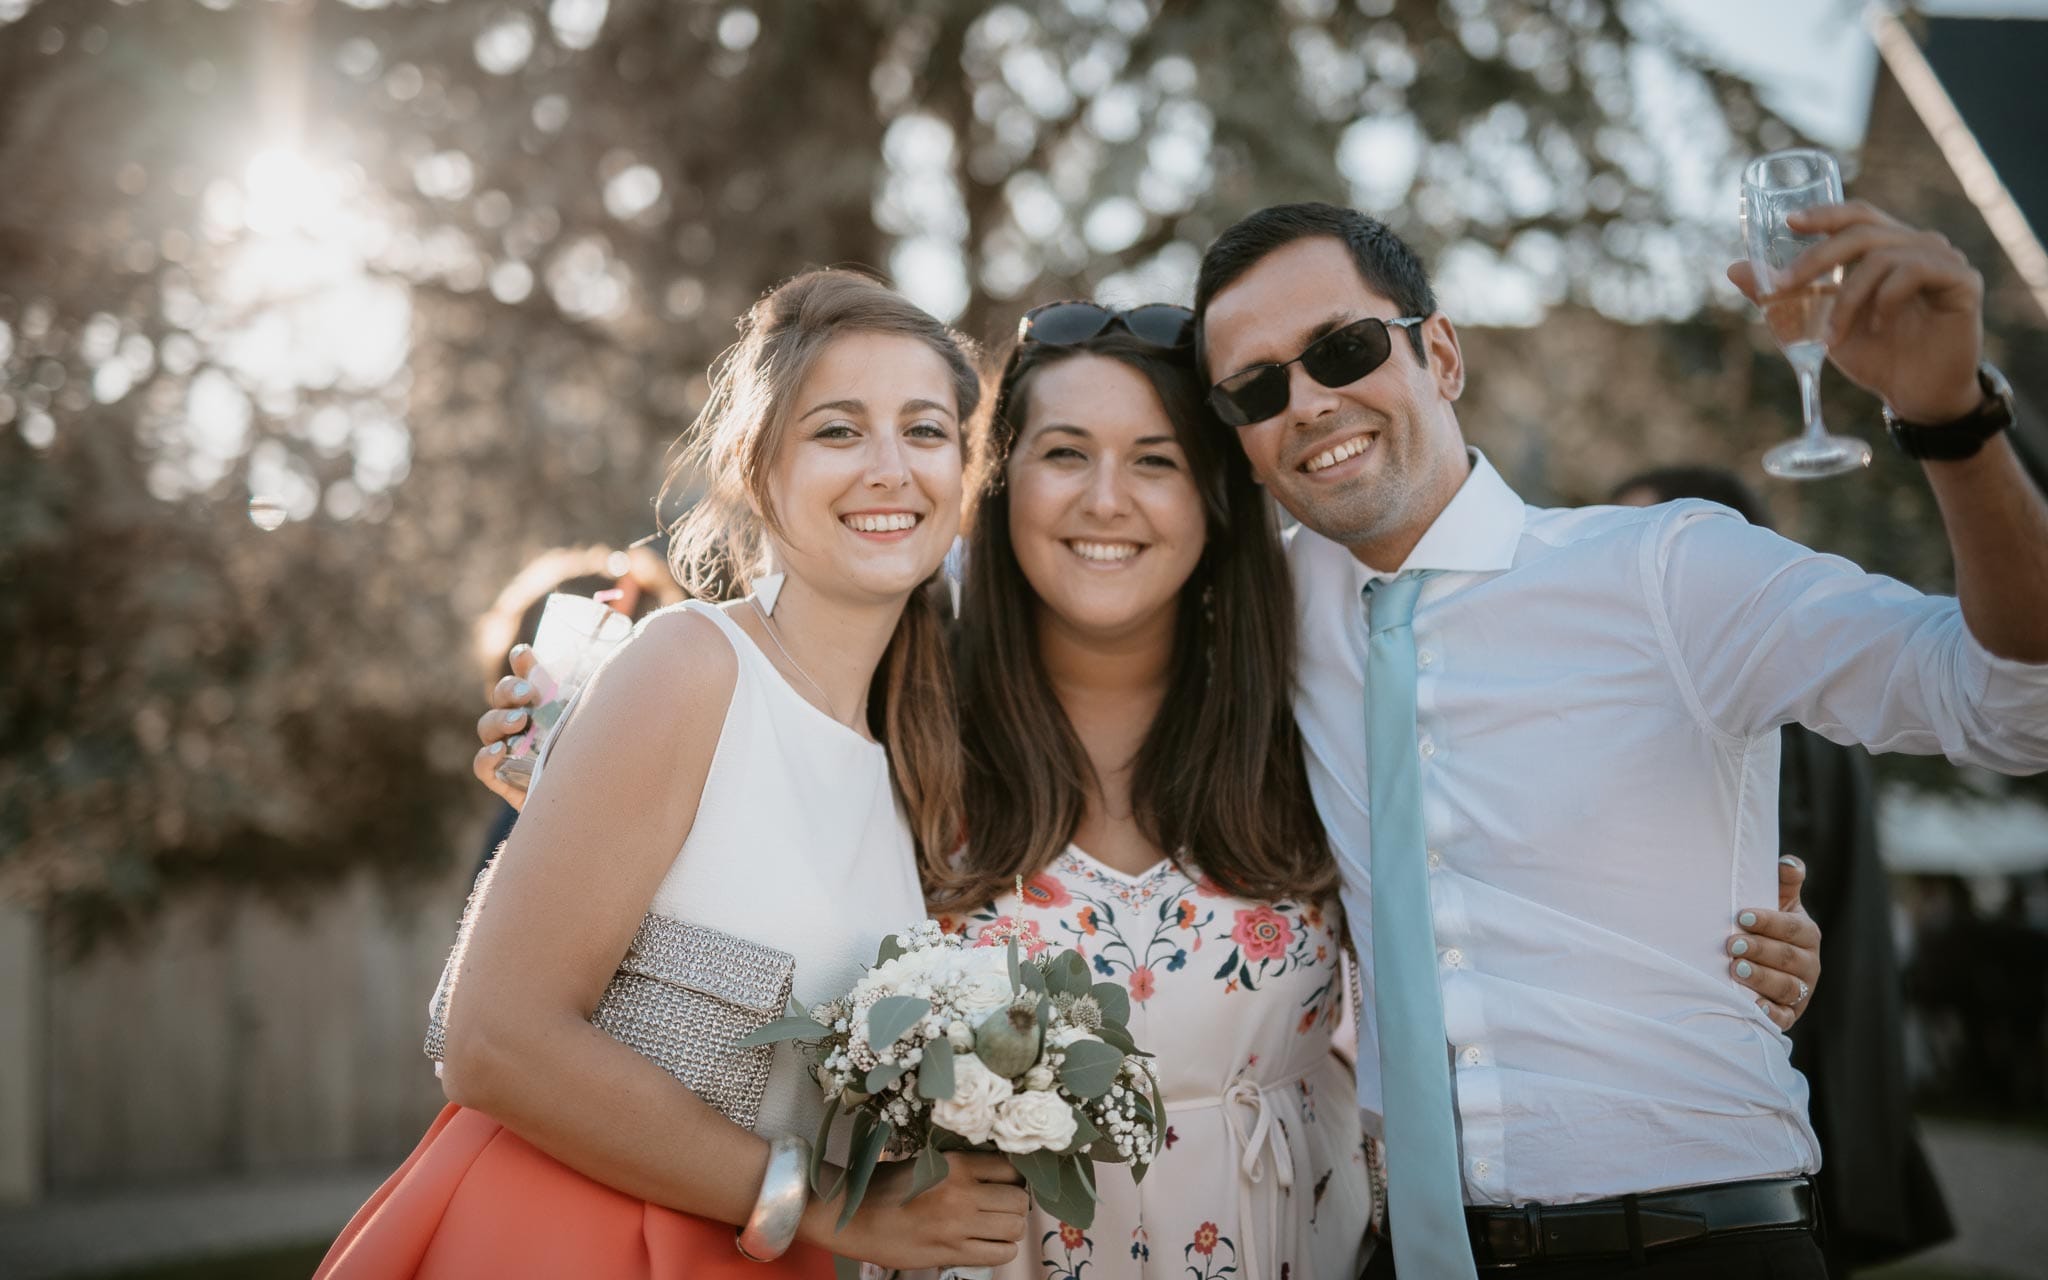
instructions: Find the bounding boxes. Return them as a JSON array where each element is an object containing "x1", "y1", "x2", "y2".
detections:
[{"x1": 316, "y1": 1104, "x2": 837, "y2": 1279}]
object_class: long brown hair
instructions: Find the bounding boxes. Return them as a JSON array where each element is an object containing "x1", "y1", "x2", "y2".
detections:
[
  {"x1": 929, "y1": 328, "x2": 1334, "y2": 912},
  {"x1": 658, "y1": 268, "x2": 979, "y2": 868}
]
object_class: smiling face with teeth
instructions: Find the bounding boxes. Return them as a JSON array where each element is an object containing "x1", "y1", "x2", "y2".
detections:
[
  {"x1": 1201, "y1": 235, "x2": 1471, "y2": 570},
  {"x1": 763, "y1": 331, "x2": 966, "y2": 608},
  {"x1": 1004, "y1": 353, "x2": 1208, "y2": 642}
]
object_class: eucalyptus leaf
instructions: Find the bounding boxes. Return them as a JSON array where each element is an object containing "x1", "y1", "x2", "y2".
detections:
[
  {"x1": 1085, "y1": 1133, "x2": 1126, "y2": 1164},
  {"x1": 1030, "y1": 1154, "x2": 1097, "y2": 1229},
  {"x1": 1090, "y1": 981, "x2": 1130, "y2": 1026},
  {"x1": 1063, "y1": 1109, "x2": 1101, "y2": 1156},
  {"x1": 1018, "y1": 959, "x2": 1047, "y2": 995},
  {"x1": 874, "y1": 933, "x2": 906, "y2": 966},
  {"x1": 734, "y1": 1014, "x2": 830, "y2": 1047},
  {"x1": 822, "y1": 1107, "x2": 871, "y2": 1207},
  {"x1": 1057, "y1": 1038, "x2": 1124, "y2": 1099},
  {"x1": 1047, "y1": 949, "x2": 1091, "y2": 996},
  {"x1": 835, "y1": 1114, "x2": 894, "y2": 1231},
  {"x1": 1094, "y1": 1022, "x2": 1138, "y2": 1056},
  {"x1": 1007, "y1": 936, "x2": 1021, "y2": 993},
  {"x1": 902, "y1": 1143, "x2": 950, "y2": 1205},
  {"x1": 917, "y1": 1034, "x2": 956, "y2": 1101},
  {"x1": 809, "y1": 1093, "x2": 841, "y2": 1197},
  {"x1": 1011, "y1": 1148, "x2": 1065, "y2": 1204},
  {"x1": 865, "y1": 1062, "x2": 906, "y2": 1094},
  {"x1": 863, "y1": 994, "x2": 932, "y2": 1050}
]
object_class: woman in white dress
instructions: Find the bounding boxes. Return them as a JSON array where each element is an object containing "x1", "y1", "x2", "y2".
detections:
[{"x1": 321, "y1": 270, "x2": 1026, "y2": 1279}]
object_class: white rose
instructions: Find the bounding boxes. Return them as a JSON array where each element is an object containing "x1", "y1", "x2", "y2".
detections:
[
  {"x1": 992, "y1": 1089, "x2": 1079, "y2": 1154},
  {"x1": 952, "y1": 955, "x2": 1018, "y2": 1025},
  {"x1": 930, "y1": 1054, "x2": 1013, "y2": 1144}
]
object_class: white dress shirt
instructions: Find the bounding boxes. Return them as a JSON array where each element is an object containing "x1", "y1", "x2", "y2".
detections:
[{"x1": 1293, "y1": 451, "x2": 2048, "y2": 1207}]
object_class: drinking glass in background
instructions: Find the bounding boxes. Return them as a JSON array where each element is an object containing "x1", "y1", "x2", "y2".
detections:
[
  {"x1": 493, "y1": 591, "x2": 634, "y2": 788},
  {"x1": 1740, "y1": 148, "x2": 1872, "y2": 480}
]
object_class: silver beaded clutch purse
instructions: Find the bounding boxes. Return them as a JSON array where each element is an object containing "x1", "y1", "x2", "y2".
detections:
[{"x1": 425, "y1": 873, "x2": 796, "y2": 1130}]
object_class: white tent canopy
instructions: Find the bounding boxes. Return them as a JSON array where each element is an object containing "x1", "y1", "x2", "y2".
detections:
[{"x1": 1879, "y1": 788, "x2": 2048, "y2": 875}]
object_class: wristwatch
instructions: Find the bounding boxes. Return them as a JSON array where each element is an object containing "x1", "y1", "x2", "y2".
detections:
[{"x1": 1882, "y1": 361, "x2": 2015, "y2": 461}]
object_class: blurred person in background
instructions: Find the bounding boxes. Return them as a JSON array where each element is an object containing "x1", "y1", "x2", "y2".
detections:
[
  {"x1": 1612, "y1": 466, "x2": 1955, "y2": 1277},
  {"x1": 466, "y1": 542, "x2": 683, "y2": 874},
  {"x1": 318, "y1": 270, "x2": 1029, "y2": 1279}
]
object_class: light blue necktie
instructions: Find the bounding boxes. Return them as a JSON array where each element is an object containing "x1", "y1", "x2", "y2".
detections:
[{"x1": 1364, "y1": 573, "x2": 1476, "y2": 1278}]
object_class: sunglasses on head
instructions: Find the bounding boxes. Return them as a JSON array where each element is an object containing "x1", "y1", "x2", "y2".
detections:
[
  {"x1": 1206, "y1": 314, "x2": 1427, "y2": 428},
  {"x1": 1019, "y1": 300, "x2": 1195, "y2": 351}
]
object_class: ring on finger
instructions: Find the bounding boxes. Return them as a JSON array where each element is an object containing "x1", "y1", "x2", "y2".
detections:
[{"x1": 1795, "y1": 980, "x2": 1810, "y2": 1005}]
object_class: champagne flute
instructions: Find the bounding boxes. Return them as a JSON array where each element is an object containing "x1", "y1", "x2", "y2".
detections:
[{"x1": 1740, "y1": 148, "x2": 1871, "y2": 479}]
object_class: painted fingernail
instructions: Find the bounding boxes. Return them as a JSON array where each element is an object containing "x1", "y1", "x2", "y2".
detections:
[
  {"x1": 1779, "y1": 855, "x2": 1802, "y2": 870},
  {"x1": 510, "y1": 643, "x2": 531, "y2": 657},
  {"x1": 1736, "y1": 960, "x2": 1754, "y2": 978},
  {"x1": 1731, "y1": 939, "x2": 1749, "y2": 956},
  {"x1": 512, "y1": 681, "x2": 532, "y2": 700},
  {"x1": 1738, "y1": 911, "x2": 1758, "y2": 928},
  {"x1": 486, "y1": 741, "x2": 505, "y2": 755},
  {"x1": 503, "y1": 709, "x2": 525, "y2": 725}
]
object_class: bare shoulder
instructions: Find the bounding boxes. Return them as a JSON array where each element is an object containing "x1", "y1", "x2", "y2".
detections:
[
  {"x1": 621, "y1": 605, "x2": 740, "y2": 702},
  {"x1": 551, "y1": 605, "x2": 739, "y2": 760}
]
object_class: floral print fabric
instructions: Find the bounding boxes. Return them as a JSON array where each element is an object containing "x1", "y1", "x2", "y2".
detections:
[{"x1": 937, "y1": 847, "x2": 1374, "y2": 1280}]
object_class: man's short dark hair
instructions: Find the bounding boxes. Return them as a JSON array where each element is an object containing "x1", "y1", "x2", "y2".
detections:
[{"x1": 1193, "y1": 202, "x2": 1437, "y2": 380}]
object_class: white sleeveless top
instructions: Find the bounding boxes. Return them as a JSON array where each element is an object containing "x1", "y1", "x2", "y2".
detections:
[{"x1": 542, "y1": 599, "x2": 925, "y2": 1141}]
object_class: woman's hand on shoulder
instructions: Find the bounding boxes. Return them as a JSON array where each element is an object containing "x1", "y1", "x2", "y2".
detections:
[
  {"x1": 1729, "y1": 854, "x2": 1821, "y2": 1032},
  {"x1": 473, "y1": 644, "x2": 542, "y2": 809},
  {"x1": 513, "y1": 607, "x2": 737, "y2": 839},
  {"x1": 811, "y1": 1151, "x2": 1028, "y2": 1271}
]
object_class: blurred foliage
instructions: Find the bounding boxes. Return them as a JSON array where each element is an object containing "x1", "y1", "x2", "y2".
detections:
[{"x1": 0, "y1": 0, "x2": 2032, "y2": 948}]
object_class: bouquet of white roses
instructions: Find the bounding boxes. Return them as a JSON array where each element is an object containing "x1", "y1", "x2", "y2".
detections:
[{"x1": 743, "y1": 916, "x2": 1163, "y2": 1245}]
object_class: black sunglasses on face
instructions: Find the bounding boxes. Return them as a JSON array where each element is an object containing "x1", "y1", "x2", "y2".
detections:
[
  {"x1": 1207, "y1": 314, "x2": 1427, "y2": 428},
  {"x1": 1019, "y1": 300, "x2": 1195, "y2": 351}
]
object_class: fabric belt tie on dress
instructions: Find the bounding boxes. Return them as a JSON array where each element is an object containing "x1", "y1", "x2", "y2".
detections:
[{"x1": 1218, "y1": 1080, "x2": 1296, "y2": 1280}]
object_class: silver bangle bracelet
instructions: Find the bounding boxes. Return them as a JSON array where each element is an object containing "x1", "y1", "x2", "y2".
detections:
[{"x1": 735, "y1": 1134, "x2": 811, "y2": 1263}]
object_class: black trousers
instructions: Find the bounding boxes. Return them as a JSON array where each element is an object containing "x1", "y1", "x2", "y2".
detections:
[{"x1": 1361, "y1": 1226, "x2": 1828, "y2": 1279}]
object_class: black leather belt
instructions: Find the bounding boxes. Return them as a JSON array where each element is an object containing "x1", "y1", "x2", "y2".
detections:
[{"x1": 1464, "y1": 1177, "x2": 1816, "y2": 1267}]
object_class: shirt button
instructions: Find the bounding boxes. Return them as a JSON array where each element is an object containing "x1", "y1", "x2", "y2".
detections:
[
  {"x1": 1419, "y1": 739, "x2": 1437, "y2": 759},
  {"x1": 1462, "y1": 1046, "x2": 1483, "y2": 1066},
  {"x1": 1473, "y1": 1160, "x2": 1491, "y2": 1177},
  {"x1": 1418, "y1": 650, "x2": 1435, "y2": 668},
  {"x1": 1444, "y1": 948, "x2": 1464, "y2": 967},
  {"x1": 1427, "y1": 849, "x2": 1443, "y2": 869}
]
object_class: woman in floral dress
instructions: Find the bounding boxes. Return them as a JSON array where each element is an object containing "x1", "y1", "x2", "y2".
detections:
[
  {"x1": 943, "y1": 861, "x2": 1366, "y2": 1279},
  {"x1": 926, "y1": 305, "x2": 1370, "y2": 1279}
]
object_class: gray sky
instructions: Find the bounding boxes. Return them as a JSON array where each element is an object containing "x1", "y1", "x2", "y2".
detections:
[{"x1": 1666, "y1": 0, "x2": 2048, "y2": 148}]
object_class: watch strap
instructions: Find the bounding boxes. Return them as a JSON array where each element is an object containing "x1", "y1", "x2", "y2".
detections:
[{"x1": 1883, "y1": 362, "x2": 2014, "y2": 461}]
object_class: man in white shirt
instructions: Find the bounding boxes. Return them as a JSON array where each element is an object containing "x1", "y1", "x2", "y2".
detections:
[{"x1": 1193, "y1": 200, "x2": 2048, "y2": 1277}]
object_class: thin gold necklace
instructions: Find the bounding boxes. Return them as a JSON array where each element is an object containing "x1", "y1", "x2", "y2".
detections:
[{"x1": 748, "y1": 596, "x2": 852, "y2": 728}]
